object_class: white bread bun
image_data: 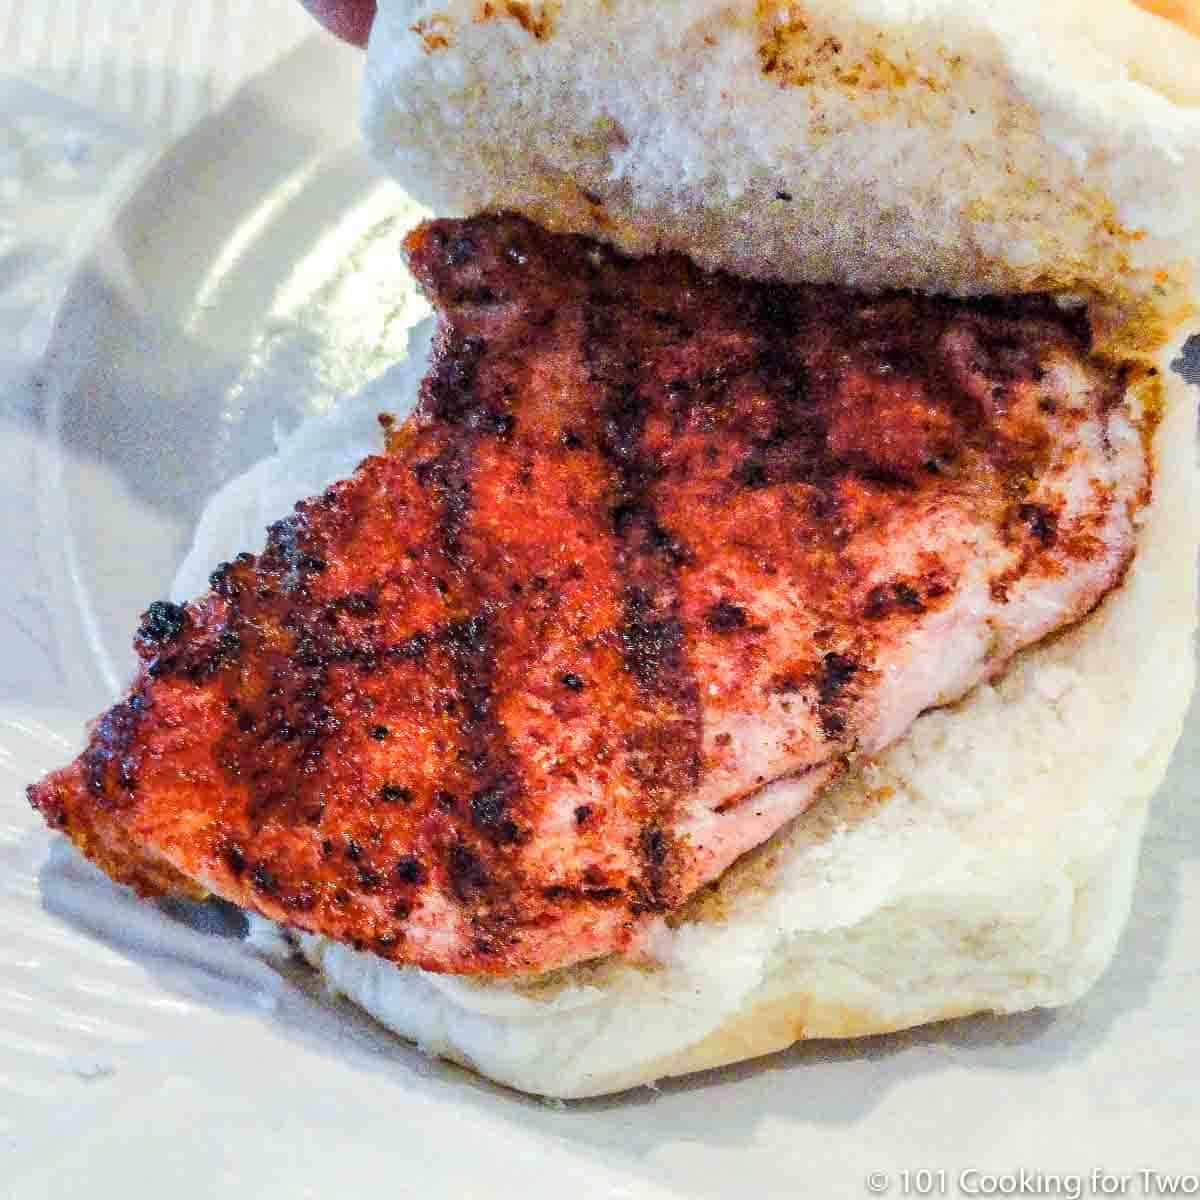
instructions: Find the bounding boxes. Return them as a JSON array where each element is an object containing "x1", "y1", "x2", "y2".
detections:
[
  {"x1": 363, "y1": 0, "x2": 1200, "y2": 341},
  {"x1": 220, "y1": 0, "x2": 1200, "y2": 1097}
]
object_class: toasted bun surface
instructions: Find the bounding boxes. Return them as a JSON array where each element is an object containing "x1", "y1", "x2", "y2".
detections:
[{"x1": 228, "y1": 0, "x2": 1200, "y2": 1097}]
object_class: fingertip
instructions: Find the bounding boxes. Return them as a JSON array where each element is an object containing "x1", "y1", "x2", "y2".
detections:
[{"x1": 298, "y1": 0, "x2": 376, "y2": 48}]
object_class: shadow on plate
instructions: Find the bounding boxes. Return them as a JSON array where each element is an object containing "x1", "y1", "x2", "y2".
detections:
[{"x1": 33, "y1": 34, "x2": 382, "y2": 526}]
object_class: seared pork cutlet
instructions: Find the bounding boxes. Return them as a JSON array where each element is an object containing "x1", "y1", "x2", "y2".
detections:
[{"x1": 29, "y1": 215, "x2": 1148, "y2": 977}]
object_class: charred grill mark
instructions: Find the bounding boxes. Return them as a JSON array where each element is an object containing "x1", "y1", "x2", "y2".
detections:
[
  {"x1": 444, "y1": 232, "x2": 478, "y2": 266},
  {"x1": 1018, "y1": 502, "x2": 1059, "y2": 546},
  {"x1": 618, "y1": 587, "x2": 687, "y2": 691},
  {"x1": 414, "y1": 332, "x2": 505, "y2": 567},
  {"x1": 385, "y1": 630, "x2": 430, "y2": 664},
  {"x1": 542, "y1": 883, "x2": 624, "y2": 903},
  {"x1": 79, "y1": 692, "x2": 149, "y2": 803},
  {"x1": 414, "y1": 446, "x2": 473, "y2": 565},
  {"x1": 444, "y1": 616, "x2": 494, "y2": 729},
  {"x1": 443, "y1": 614, "x2": 524, "y2": 850},
  {"x1": 648, "y1": 308, "x2": 694, "y2": 339},
  {"x1": 395, "y1": 855, "x2": 425, "y2": 885},
  {"x1": 199, "y1": 600, "x2": 351, "y2": 830},
  {"x1": 261, "y1": 516, "x2": 331, "y2": 595},
  {"x1": 330, "y1": 589, "x2": 379, "y2": 617},
  {"x1": 630, "y1": 825, "x2": 671, "y2": 914},
  {"x1": 735, "y1": 324, "x2": 833, "y2": 492},
  {"x1": 453, "y1": 285, "x2": 508, "y2": 308},
  {"x1": 609, "y1": 502, "x2": 691, "y2": 566},
  {"x1": 410, "y1": 312, "x2": 533, "y2": 898},
  {"x1": 753, "y1": 281, "x2": 803, "y2": 336},
  {"x1": 221, "y1": 646, "x2": 343, "y2": 831},
  {"x1": 136, "y1": 601, "x2": 187, "y2": 649},
  {"x1": 864, "y1": 580, "x2": 928, "y2": 620},
  {"x1": 250, "y1": 861, "x2": 278, "y2": 895},
  {"x1": 988, "y1": 497, "x2": 1071, "y2": 603},
  {"x1": 816, "y1": 652, "x2": 859, "y2": 739},
  {"x1": 705, "y1": 600, "x2": 749, "y2": 633},
  {"x1": 189, "y1": 484, "x2": 384, "y2": 829},
  {"x1": 144, "y1": 619, "x2": 244, "y2": 685},
  {"x1": 425, "y1": 330, "x2": 489, "y2": 426},
  {"x1": 818, "y1": 652, "x2": 858, "y2": 701},
  {"x1": 584, "y1": 292, "x2": 702, "y2": 911},
  {"x1": 426, "y1": 329, "x2": 518, "y2": 439},
  {"x1": 447, "y1": 841, "x2": 489, "y2": 900},
  {"x1": 222, "y1": 841, "x2": 246, "y2": 877},
  {"x1": 772, "y1": 651, "x2": 860, "y2": 740},
  {"x1": 208, "y1": 560, "x2": 244, "y2": 599},
  {"x1": 469, "y1": 779, "x2": 520, "y2": 844}
]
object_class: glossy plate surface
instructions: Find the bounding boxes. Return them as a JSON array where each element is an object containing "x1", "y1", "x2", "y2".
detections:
[{"x1": 1, "y1": 14, "x2": 1198, "y2": 1198}]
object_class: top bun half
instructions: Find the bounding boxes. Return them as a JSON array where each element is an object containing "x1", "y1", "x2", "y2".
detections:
[{"x1": 363, "y1": 0, "x2": 1200, "y2": 354}]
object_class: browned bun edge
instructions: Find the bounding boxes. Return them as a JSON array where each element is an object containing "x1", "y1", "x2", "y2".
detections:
[
  {"x1": 1102, "y1": 0, "x2": 1200, "y2": 104},
  {"x1": 1134, "y1": 0, "x2": 1200, "y2": 38}
]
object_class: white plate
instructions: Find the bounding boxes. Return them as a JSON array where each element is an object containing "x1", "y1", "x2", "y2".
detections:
[{"x1": 3, "y1": 28, "x2": 1200, "y2": 1200}]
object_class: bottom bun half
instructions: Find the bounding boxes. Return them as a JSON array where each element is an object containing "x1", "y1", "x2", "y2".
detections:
[{"x1": 192, "y1": 325, "x2": 1197, "y2": 1100}]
